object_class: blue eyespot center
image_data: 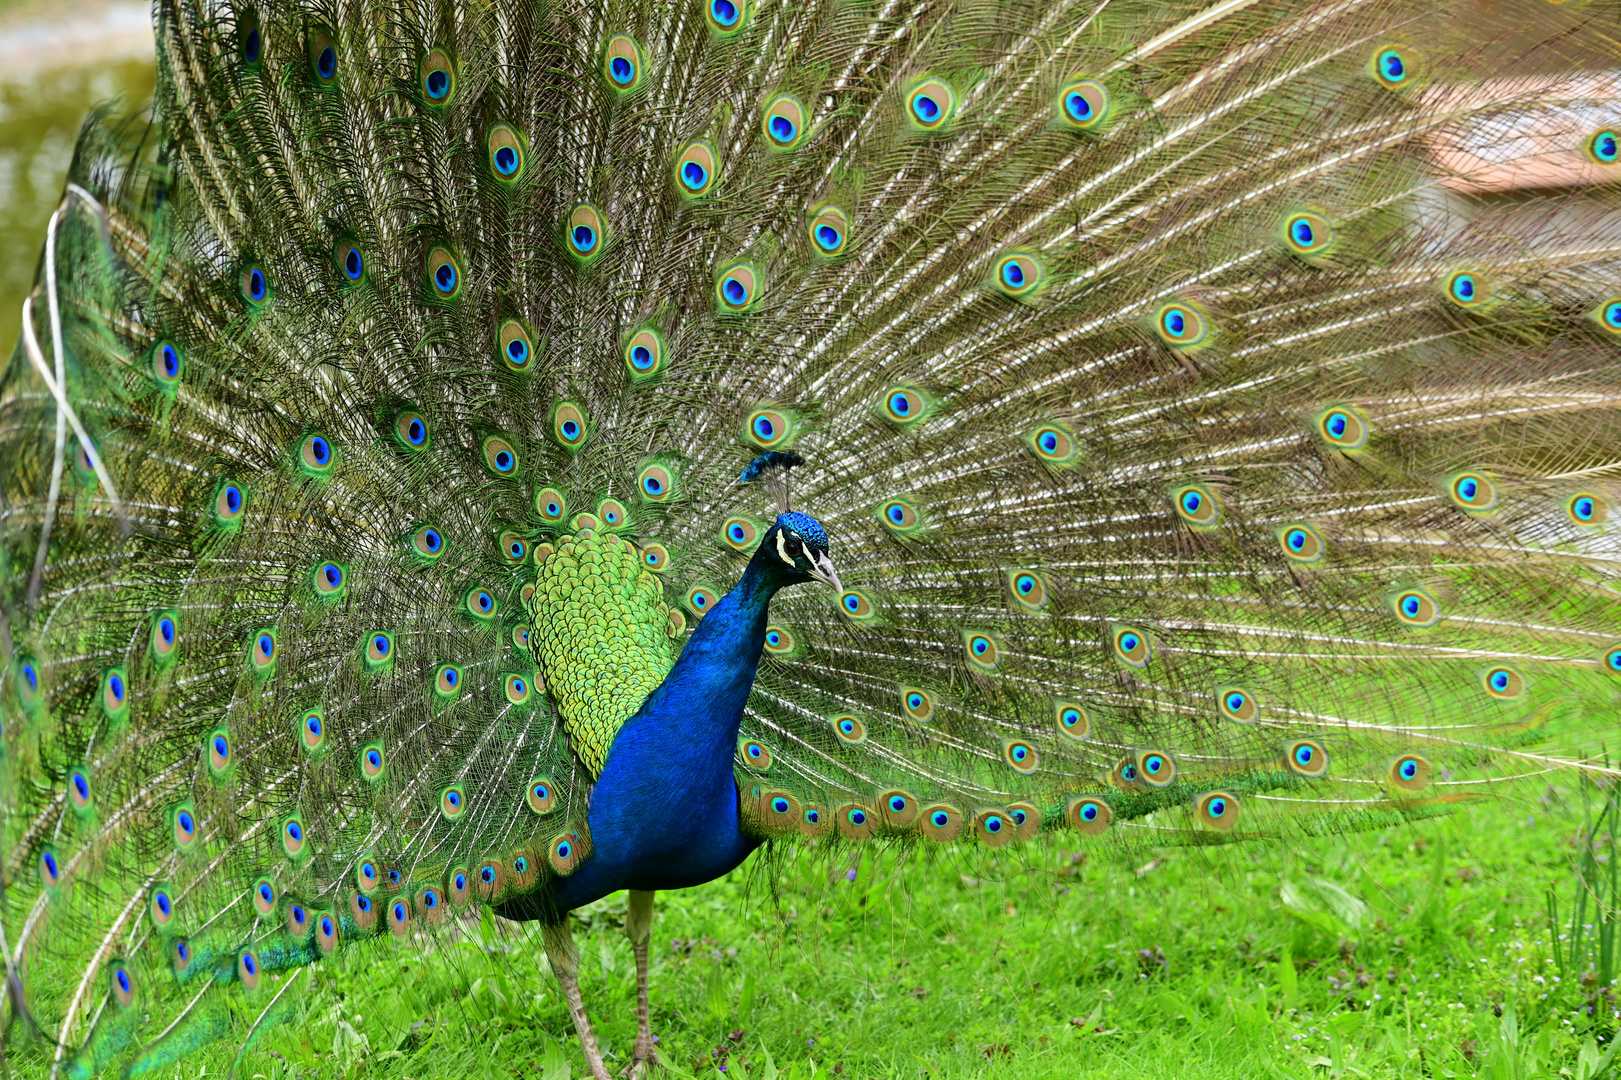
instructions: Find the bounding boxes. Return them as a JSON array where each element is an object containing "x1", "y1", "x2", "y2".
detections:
[
  {"x1": 561, "y1": 421, "x2": 580, "y2": 439},
  {"x1": 226, "y1": 487, "x2": 242, "y2": 512},
  {"x1": 311, "y1": 437, "x2": 330, "y2": 463},
  {"x1": 436, "y1": 263, "x2": 458, "y2": 291},
  {"x1": 1165, "y1": 309, "x2": 1186, "y2": 336},
  {"x1": 773, "y1": 797, "x2": 790, "y2": 813},
  {"x1": 317, "y1": 46, "x2": 336, "y2": 79},
  {"x1": 1066, "y1": 92, "x2": 1091, "y2": 121},
  {"x1": 214, "y1": 736, "x2": 228, "y2": 757},
  {"x1": 1182, "y1": 491, "x2": 1201, "y2": 512},
  {"x1": 985, "y1": 816, "x2": 1002, "y2": 833},
  {"x1": 373, "y1": 636, "x2": 389, "y2": 656},
  {"x1": 287, "y1": 821, "x2": 302, "y2": 841},
  {"x1": 495, "y1": 147, "x2": 518, "y2": 175},
  {"x1": 723, "y1": 278, "x2": 747, "y2": 304},
  {"x1": 244, "y1": 29, "x2": 261, "y2": 62},
  {"x1": 1400, "y1": 760, "x2": 1418, "y2": 778},
  {"x1": 258, "y1": 635, "x2": 274, "y2": 657},
  {"x1": 258, "y1": 884, "x2": 273, "y2": 905},
  {"x1": 162, "y1": 344, "x2": 179, "y2": 375},
  {"x1": 178, "y1": 811, "x2": 194, "y2": 832},
  {"x1": 572, "y1": 225, "x2": 596, "y2": 251},
  {"x1": 712, "y1": 0, "x2": 738, "y2": 24},
  {"x1": 1381, "y1": 50, "x2": 1405, "y2": 80},
  {"x1": 611, "y1": 57, "x2": 633, "y2": 83},
  {"x1": 249, "y1": 269, "x2": 266, "y2": 300},
  {"x1": 889, "y1": 393, "x2": 910, "y2": 416},
  {"x1": 1293, "y1": 220, "x2": 1313, "y2": 244},
  {"x1": 1002, "y1": 262, "x2": 1024, "y2": 287},
  {"x1": 816, "y1": 224, "x2": 841, "y2": 249},
  {"x1": 426, "y1": 69, "x2": 449, "y2": 98},
  {"x1": 914, "y1": 95, "x2": 940, "y2": 122},
  {"x1": 770, "y1": 116, "x2": 795, "y2": 142},
  {"x1": 889, "y1": 796, "x2": 906, "y2": 812},
  {"x1": 682, "y1": 162, "x2": 708, "y2": 189}
]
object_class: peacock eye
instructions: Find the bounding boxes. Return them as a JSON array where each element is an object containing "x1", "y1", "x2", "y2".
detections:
[{"x1": 784, "y1": 537, "x2": 803, "y2": 558}]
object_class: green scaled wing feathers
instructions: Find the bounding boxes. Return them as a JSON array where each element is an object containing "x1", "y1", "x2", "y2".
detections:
[{"x1": 2, "y1": 0, "x2": 1620, "y2": 1074}]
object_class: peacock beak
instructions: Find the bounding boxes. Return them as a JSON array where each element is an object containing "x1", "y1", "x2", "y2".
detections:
[{"x1": 806, "y1": 551, "x2": 842, "y2": 594}]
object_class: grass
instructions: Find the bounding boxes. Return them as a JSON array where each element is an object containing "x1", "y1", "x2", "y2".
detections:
[{"x1": 51, "y1": 781, "x2": 1609, "y2": 1080}]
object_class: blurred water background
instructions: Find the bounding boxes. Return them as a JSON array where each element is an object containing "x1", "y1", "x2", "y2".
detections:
[{"x1": 0, "y1": 0, "x2": 153, "y2": 351}]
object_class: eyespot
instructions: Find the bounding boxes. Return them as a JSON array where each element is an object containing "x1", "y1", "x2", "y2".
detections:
[
  {"x1": 808, "y1": 204, "x2": 849, "y2": 255},
  {"x1": 334, "y1": 239, "x2": 365, "y2": 283},
  {"x1": 298, "y1": 709, "x2": 325, "y2": 754},
  {"x1": 992, "y1": 251, "x2": 1044, "y2": 299},
  {"x1": 497, "y1": 319, "x2": 534, "y2": 372},
  {"x1": 1216, "y1": 687, "x2": 1258, "y2": 724},
  {"x1": 1448, "y1": 472, "x2": 1498, "y2": 512},
  {"x1": 1027, "y1": 423, "x2": 1079, "y2": 464},
  {"x1": 877, "y1": 790, "x2": 919, "y2": 829},
  {"x1": 286, "y1": 902, "x2": 310, "y2": 936},
  {"x1": 1155, "y1": 301, "x2": 1210, "y2": 348},
  {"x1": 315, "y1": 911, "x2": 339, "y2": 952},
  {"x1": 307, "y1": 27, "x2": 337, "y2": 84},
  {"x1": 1388, "y1": 753, "x2": 1431, "y2": 793},
  {"x1": 68, "y1": 769, "x2": 92, "y2": 812},
  {"x1": 101, "y1": 667, "x2": 129, "y2": 720},
  {"x1": 1588, "y1": 130, "x2": 1619, "y2": 165},
  {"x1": 553, "y1": 402, "x2": 588, "y2": 448},
  {"x1": 797, "y1": 803, "x2": 831, "y2": 838},
  {"x1": 1603, "y1": 646, "x2": 1621, "y2": 674},
  {"x1": 919, "y1": 804, "x2": 962, "y2": 842},
  {"x1": 721, "y1": 516, "x2": 761, "y2": 551},
  {"x1": 906, "y1": 77, "x2": 956, "y2": 130},
  {"x1": 526, "y1": 776, "x2": 557, "y2": 815},
  {"x1": 963, "y1": 632, "x2": 1000, "y2": 671},
  {"x1": 762, "y1": 792, "x2": 800, "y2": 830},
  {"x1": 282, "y1": 814, "x2": 307, "y2": 858},
  {"x1": 738, "y1": 738, "x2": 773, "y2": 772},
  {"x1": 1283, "y1": 211, "x2": 1334, "y2": 257},
  {"x1": 409, "y1": 525, "x2": 445, "y2": 562},
  {"x1": 1279, "y1": 523, "x2": 1326, "y2": 562},
  {"x1": 1316, "y1": 407, "x2": 1370, "y2": 450},
  {"x1": 550, "y1": 833, "x2": 585, "y2": 875},
  {"x1": 151, "y1": 340, "x2": 183, "y2": 388},
  {"x1": 215, "y1": 480, "x2": 245, "y2": 525},
  {"x1": 239, "y1": 10, "x2": 262, "y2": 65},
  {"x1": 878, "y1": 497, "x2": 923, "y2": 534},
  {"x1": 1173, "y1": 484, "x2": 1221, "y2": 526},
  {"x1": 150, "y1": 611, "x2": 179, "y2": 663},
  {"x1": 705, "y1": 0, "x2": 746, "y2": 33},
  {"x1": 1566, "y1": 492, "x2": 1607, "y2": 525},
  {"x1": 639, "y1": 542, "x2": 670, "y2": 573},
  {"x1": 298, "y1": 433, "x2": 334, "y2": 475},
  {"x1": 388, "y1": 899, "x2": 411, "y2": 935},
  {"x1": 1054, "y1": 702, "x2": 1091, "y2": 742},
  {"x1": 1002, "y1": 740, "x2": 1038, "y2": 775},
  {"x1": 206, "y1": 727, "x2": 231, "y2": 775},
  {"x1": 836, "y1": 803, "x2": 876, "y2": 841},
  {"x1": 675, "y1": 139, "x2": 719, "y2": 197},
  {"x1": 522, "y1": 490, "x2": 563, "y2": 529},
  {"x1": 1196, "y1": 791, "x2": 1240, "y2": 831},
  {"x1": 250, "y1": 628, "x2": 277, "y2": 673},
  {"x1": 439, "y1": 785, "x2": 465, "y2": 820},
  {"x1": 881, "y1": 386, "x2": 927, "y2": 425},
  {"x1": 901, "y1": 686, "x2": 934, "y2": 722},
  {"x1": 465, "y1": 586, "x2": 499, "y2": 621},
  {"x1": 350, "y1": 891, "x2": 377, "y2": 928},
  {"x1": 974, "y1": 809, "x2": 1013, "y2": 848},
  {"x1": 240, "y1": 265, "x2": 269, "y2": 305},
  {"x1": 448, "y1": 869, "x2": 471, "y2": 905},
  {"x1": 1482, "y1": 666, "x2": 1525, "y2": 700},
  {"x1": 668, "y1": 608, "x2": 687, "y2": 637},
  {"x1": 420, "y1": 47, "x2": 455, "y2": 103},
  {"x1": 504, "y1": 674, "x2": 532, "y2": 705},
  {"x1": 566, "y1": 203, "x2": 605, "y2": 260},
  {"x1": 744, "y1": 407, "x2": 795, "y2": 449},
  {"x1": 364, "y1": 632, "x2": 394, "y2": 669},
  {"x1": 762, "y1": 93, "x2": 807, "y2": 149},
  {"x1": 603, "y1": 35, "x2": 645, "y2": 92},
  {"x1": 487, "y1": 123, "x2": 526, "y2": 181},
  {"x1": 1372, "y1": 46, "x2": 1420, "y2": 89},
  {"x1": 311, "y1": 560, "x2": 347, "y2": 598},
  {"x1": 356, "y1": 860, "x2": 379, "y2": 892},
  {"x1": 685, "y1": 585, "x2": 718, "y2": 617},
  {"x1": 394, "y1": 410, "x2": 429, "y2": 451},
  {"x1": 1115, "y1": 622, "x2": 1154, "y2": 664},
  {"x1": 624, "y1": 327, "x2": 666, "y2": 380},
  {"x1": 1057, "y1": 78, "x2": 1109, "y2": 130},
  {"x1": 716, "y1": 263, "x2": 759, "y2": 312},
  {"x1": 1391, "y1": 588, "x2": 1441, "y2": 627},
  {"x1": 39, "y1": 845, "x2": 61, "y2": 887},
  {"x1": 359, "y1": 743, "x2": 386, "y2": 782},
  {"x1": 571, "y1": 513, "x2": 601, "y2": 532},
  {"x1": 631, "y1": 461, "x2": 675, "y2": 503},
  {"x1": 838, "y1": 589, "x2": 878, "y2": 622},
  {"x1": 1067, "y1": 797, "x2": 1113, "y2": 837},
  {"x1": 1445, "y1": 270, "x2": 1491, "y2": 309},
  {"x1": 1284, "y1": 739, "x2": 1329, "y2": 778},
  {"x1": 594, "y1": 497, "x2": 628, "y2": 530},
  {"x1": 1137, "y1": 750, "x2": 1176, "y2": 788},
  {"x1": 1594, "y1": 299, "x2": 1621, "y2": 336},
  {"x1": 763, "y1": 625, "x2": 796, "y2": 654},
  {"x1": 498, "y1": 531, "x2": 528, "y2": 566},
  {"x1": 171, "y1": 802, "x2": 198, "y2": 849},
  {"x1": 16, "y1": 657, "x2": 40, "y2": 707},
  {"x1": 482, "y1": 435, "x2": 519, "y2": 476},
  {"x1": 1008, "y1": 569, "x2": 1049, "y2": 611},
  {"x1": 149, "y1": 886, "x2": 176, "y2": 928},
  {"x1": 427, "y1": 246, "x2": 463, "y2": 298},
  {"x1": 831, "y1": 714, "x2": 867, "y2": 745}
]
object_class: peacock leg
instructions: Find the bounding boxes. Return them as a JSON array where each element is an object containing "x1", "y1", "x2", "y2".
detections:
[
  {"x1": 543, "y1": 920, "x2": 613, "y2": 1080},
  {"x1": 621, "y1": 890, "x2": 659, "y2": 1078}
]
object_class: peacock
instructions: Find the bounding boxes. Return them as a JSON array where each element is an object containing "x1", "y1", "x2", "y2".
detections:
[{"x1": 3, "y1": 0, "x2": 1621, "y2": 1075}]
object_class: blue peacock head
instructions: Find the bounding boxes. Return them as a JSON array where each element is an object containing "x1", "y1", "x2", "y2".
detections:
[
  {"x1": 740, "y1": 452, "x2": 841, "y2": 592},
  {"x1": 762, "y1": 512, "x2": 841, "y2": 593}
]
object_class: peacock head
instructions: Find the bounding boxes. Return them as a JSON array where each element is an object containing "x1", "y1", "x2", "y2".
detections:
[{"x1": 763, "y1": 512, "x2": 841, "y2": 593}]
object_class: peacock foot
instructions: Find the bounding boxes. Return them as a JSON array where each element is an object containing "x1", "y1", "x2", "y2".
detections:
[{"x1": 618, "y1": 1043, "x2": 663, "y2": 1079}]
